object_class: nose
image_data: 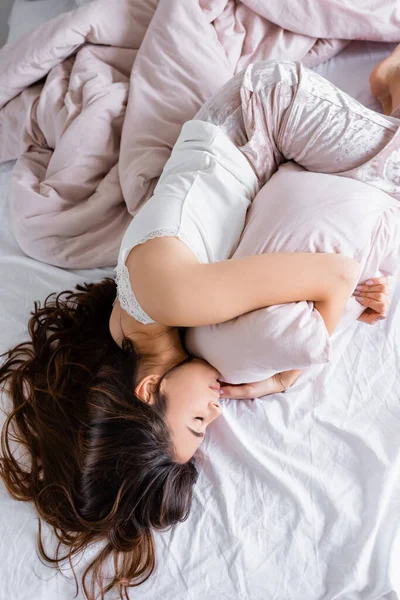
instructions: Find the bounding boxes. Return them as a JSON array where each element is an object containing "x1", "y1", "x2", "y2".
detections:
[{"x1": 210, "y1": 399, "x2": 222, "y2": 414}]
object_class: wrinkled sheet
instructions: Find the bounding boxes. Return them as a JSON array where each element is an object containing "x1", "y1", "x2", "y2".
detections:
[
  {"x1": 1, "y1": 0, "x2": 400, "y2": 268},
  {"x1": 1, "y1": 35, "x2": 400, "y2": 599}
]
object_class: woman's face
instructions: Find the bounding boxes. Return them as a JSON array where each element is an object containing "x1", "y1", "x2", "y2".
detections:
[{"x1": 160, "y1": 358, "x2": 223, "y2": 463}]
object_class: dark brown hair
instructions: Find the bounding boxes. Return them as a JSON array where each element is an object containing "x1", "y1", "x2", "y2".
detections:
[{"x1": 0, "y1": 278, "x2": 198, "y2": 600}]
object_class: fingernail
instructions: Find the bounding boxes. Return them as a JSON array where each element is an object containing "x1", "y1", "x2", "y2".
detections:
[
  {"x1": 355, "y1": 297, "x2": 364, "y2": 303},
  {"x1": 353, "y1": 290, "x2": 361, "y2": 296},
  {"x1": 365, "y1": 280, "x2": 374, "y2": 286},
  {"x1": 377, "y1": 316, "x2": 386, "y2": 321},
  {"x1": 355, "y1": 285, "x2": 362, "y2": 291},
  {"x1": 219, "y1": 389, "x2": 224, "y2": 394}
]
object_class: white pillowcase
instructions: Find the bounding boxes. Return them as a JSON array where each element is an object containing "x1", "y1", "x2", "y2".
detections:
[{"x1": 185, "y1": 162, "x2": 400, "y2": 383}]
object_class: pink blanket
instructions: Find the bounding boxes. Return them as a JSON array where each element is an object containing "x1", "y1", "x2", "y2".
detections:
[{"x1": 0, "y1": 0, "x2": 399, "y2": 268}]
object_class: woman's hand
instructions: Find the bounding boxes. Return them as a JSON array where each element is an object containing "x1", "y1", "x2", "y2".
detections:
[
  {"x1": 219, "y1": 376, "x2": 281, "y2": 399},
  {"x1": 220, "y1": 370, "x2": 301, "y2": 399},
  {"x1": 354, "y1": 276, "x2": 391, "y2": 325}
]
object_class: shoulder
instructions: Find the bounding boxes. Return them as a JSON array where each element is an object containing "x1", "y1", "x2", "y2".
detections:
[
  {"x1": 124, "y1": 237, "x2": 200, "y2": 327},
  {"x1": 126, "y1": 236, "x2": 199, "y2": 275}
]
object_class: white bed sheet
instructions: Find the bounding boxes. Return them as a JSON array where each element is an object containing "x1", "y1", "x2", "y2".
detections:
[{"x1": 1, "y1": 10, "x2": 400, "y2": 600}]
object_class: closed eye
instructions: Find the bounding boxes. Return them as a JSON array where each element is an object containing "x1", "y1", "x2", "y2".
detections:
[
  {"x1": 195, "y1": 417, "x2": 204, "y2": 422},
  {"x1": 187, "y1": 426, "x2": 204, "y2": 439}
]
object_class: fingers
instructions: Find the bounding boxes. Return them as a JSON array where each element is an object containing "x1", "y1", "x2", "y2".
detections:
[
  {"x1": 221, "y1": 375, "x2": 282, "y2": 399},
  {"x1": 354, "y1": 292, "x2": 389, "y2": 314},
  {"x1": 355, "y1": 276, "x2": 389, "y2": 292},
  {"x1": 355, "y1": 283, "x2": 388, "y2": 294},
  {"x1": 219, "y1": 383, "x2": 255, "y2": 399},
  {"x1": 357, "y1": 308, "x2": 386, "y2": 325},
  {"x1": 355, "y1": 276, "x2": 389, "y2": 293},
  {"x1": 358, "y1": 276, "x2": 389, "y2": 285},
  {"x1": 353, "y1": 276, "x2": 391, "y2": 318}
]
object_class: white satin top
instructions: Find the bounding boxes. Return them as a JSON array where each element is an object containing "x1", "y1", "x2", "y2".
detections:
[{"x1": 114, "y1": 119, "x2": 259, "y2": 324}]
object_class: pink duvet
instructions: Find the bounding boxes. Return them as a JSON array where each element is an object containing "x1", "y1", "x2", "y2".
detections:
[{"x1": 0, "y1": 0, "x2": 400, "y2": 268}]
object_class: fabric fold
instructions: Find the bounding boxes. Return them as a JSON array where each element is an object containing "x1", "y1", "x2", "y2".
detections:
[{"x1": 0, "y1": 0, "x2": 399, "y2": 267}]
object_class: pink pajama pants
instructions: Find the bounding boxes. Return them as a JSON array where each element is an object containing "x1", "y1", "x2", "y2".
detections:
[{"x1": 195, "y1": 60, "x2": 400, "y2": 200}]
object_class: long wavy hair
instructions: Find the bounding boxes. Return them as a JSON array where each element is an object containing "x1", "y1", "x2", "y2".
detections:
[{"x1": 0, "y1": 278, "x2": 199, "y2": 600}]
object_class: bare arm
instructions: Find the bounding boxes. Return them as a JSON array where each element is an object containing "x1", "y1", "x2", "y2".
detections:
[
  {"x1": 218, "y1": 300, "x2": 351, "y2": 399},
  {"x1": 222, "y1": 276, "x2": 390, "y2": 398},
  {"x1": 128, "y1": 237, "x2": 361, "y2": 327},
  {"x1": 218, "y1": 296, "x2": 350, "y2": 399}
]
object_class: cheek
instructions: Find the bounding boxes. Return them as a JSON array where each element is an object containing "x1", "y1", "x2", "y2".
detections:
[
  {"x1": 177, "y1": 365, "x2": 207, "y2": 393},
  {"x1": 165, "y1": 363, "x2": 210, "y2": 407},
  {"x1": 165, "y1": 376, "x2": 198, "y2": 408},
  {"x1": 169, "y1": 380, "x2": 207, "y2": 413}
]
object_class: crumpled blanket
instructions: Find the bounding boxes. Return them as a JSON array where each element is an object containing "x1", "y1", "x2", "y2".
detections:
[{"x1": 0, "y1": 0, "x2": 399, "y2": 268}]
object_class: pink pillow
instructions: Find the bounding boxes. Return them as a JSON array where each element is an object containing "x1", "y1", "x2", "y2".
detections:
[{"x1": 185, "y1": 162, "x2": 400, "y2": 383}]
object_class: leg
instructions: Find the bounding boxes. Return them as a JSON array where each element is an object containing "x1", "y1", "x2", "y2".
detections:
[{"x1": 369, "y1": 44, "x2": 400, "y2": 116}]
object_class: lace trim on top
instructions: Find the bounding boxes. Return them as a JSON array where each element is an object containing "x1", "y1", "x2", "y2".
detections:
[
  {"x1": 114, "y1": 228, "x2": 205, "y2": 325},
  {"x1": 115, "y1": 262, "x2": 155, "y2": 324}
]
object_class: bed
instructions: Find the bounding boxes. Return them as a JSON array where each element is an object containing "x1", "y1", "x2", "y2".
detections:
[{"x1": 1, "y1": 2, "x2": 400, "y2": 599}]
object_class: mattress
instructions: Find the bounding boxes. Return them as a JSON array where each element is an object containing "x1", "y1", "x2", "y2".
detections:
[{"x1": 1, "y1": 4, "x2": 400, "y2": 600}]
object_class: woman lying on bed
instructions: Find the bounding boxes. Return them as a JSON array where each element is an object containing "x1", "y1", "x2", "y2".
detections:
[{"x1": 1, "y1": 54, "x2": 399, "y2": 599}]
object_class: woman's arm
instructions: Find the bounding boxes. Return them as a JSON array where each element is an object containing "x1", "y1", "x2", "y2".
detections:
[
  {"x1": 128, "y1": 237, "x2": 361, "y2": 327},
  {"x1": 219, "y1": 276, "x2": 391, "y2": 399},
  {"x1": 219, "y1": 369, "x2": 302, "y2": 398}
]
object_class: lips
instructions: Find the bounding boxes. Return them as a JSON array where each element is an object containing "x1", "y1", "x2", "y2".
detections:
[{"x1": 209, "y1": 383, "x2": 221, "y2": 391}]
